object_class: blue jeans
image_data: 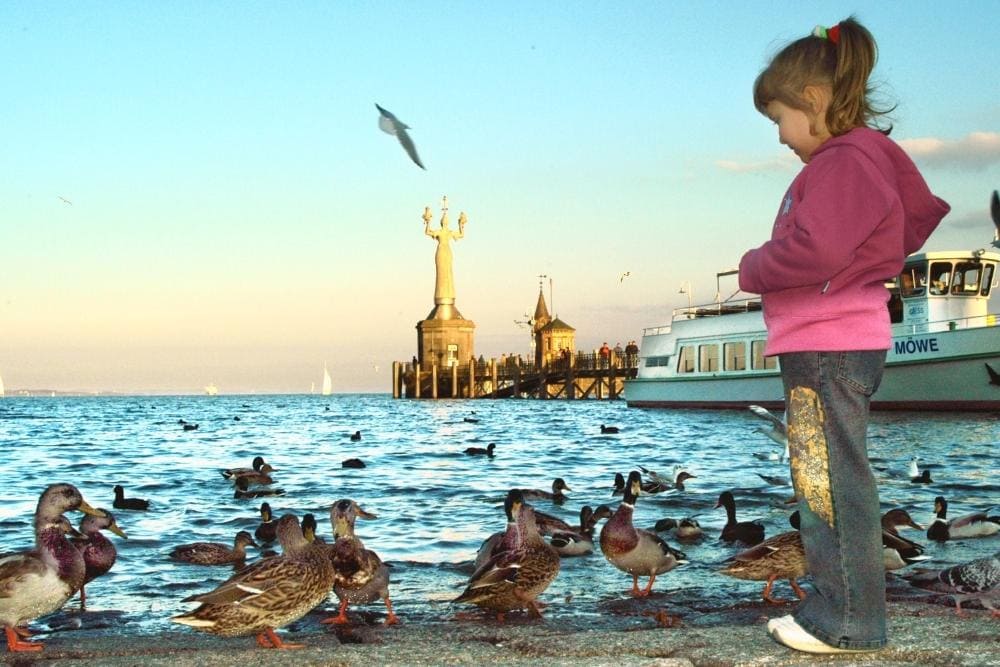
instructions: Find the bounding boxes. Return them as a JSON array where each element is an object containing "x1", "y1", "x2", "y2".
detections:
[{"x1": 779, "y1": 350, "x2": 887, "y2": 650}]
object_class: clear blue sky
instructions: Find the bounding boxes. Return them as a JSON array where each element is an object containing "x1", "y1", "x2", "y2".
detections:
[{"x1": 2, "y1": 2, "x2": 998, "y2": 394}]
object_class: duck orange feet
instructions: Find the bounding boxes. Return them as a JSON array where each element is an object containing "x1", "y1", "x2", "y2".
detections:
[
  {"x1": 255, "y1": 628, "x2": 303, "y2": 649},
  {"x1": 320, "y1": 599, "x2": 351, "y2": 625},
  {"x1": 4, "y1": 627, "x2": 43, "y2": 652}
]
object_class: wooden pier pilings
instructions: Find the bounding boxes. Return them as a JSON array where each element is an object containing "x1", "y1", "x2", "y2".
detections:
[{"x1": 392, "y1": 352, "x2": 638, "y2": 400}]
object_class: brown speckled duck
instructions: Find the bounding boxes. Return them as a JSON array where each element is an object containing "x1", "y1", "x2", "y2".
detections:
[
  {"x1": 519, "y1": 478, "x2": 571, "y2": 504},
  {"x1": 474, "y1": 493, "x2": 521, "y2": 571},
  {"x1": 719, "y1": 511, "x2": 806, "y2": 603},
  {"x1": 320, "y1": 499, "x2": 398, "y2": 626},
  {"x1": 70, "y1": 508, "x2": 127, "y2": 610},
  {"x1": 454, "y1": 489, "x2": 561, "y2": 620},
  {"x1": 0, "y1": 483, "x2": 104, "y2": 652},
  {"x1": 171, "y1": 514, "x2": 335, "y2": 649},
  {"x1": 600, "y1": 471, "x2": 687, "y2": 597},
  {"x1": 170, "y1": 531, "x2": 258, "y2": 565}
]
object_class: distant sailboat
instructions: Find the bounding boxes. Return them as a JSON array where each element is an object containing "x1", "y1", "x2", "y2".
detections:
[
  {"x1": 0, "y1": 372, "x2": 5, "y2": 398},
  {"x1": 322, "y1": 365, "x2": 333, "y2": 396},
  {"x1": 204, "y1": 383, "x2": 218, "y2": 396}
]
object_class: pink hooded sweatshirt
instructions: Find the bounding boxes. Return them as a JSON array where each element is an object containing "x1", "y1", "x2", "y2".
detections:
[{"x1": 739, "y1": 126, "x2": 950, "y2": 356}]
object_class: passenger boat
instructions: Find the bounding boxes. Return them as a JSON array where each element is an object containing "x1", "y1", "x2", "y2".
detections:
[{"x1": 626, "y1": 193, "x2": 1000, "y2": 411}]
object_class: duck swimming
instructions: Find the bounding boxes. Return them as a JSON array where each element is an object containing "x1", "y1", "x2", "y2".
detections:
[
  {"x1": 71, "y1": 508, "x2": 127, "y2": 610},
  {"x1": 549, "y1": 505, "x2": 612, "y2": 557},
  {"x1": 221, "y1": 456, "x2": 271, "y2": 480},
  {"x1": 600, "y1": 424, "x2": 620, "y2": 434},
  {"x1": 455, "y1": 490, "x2": 561, "y2": 620},
  {"x1": 112, "y1": 485, "x2": 149, "y2": 511},
  {"x1": 715, "y1": 491, "x2": 765, "y2": 546},
  {"x1": 170, "y1": 531, "x2": 258, "y2": 565},
  {"x1": 0, "y1": 483, "x2": 104, "y2": 652},
  {"x1": 927, "y1": 496, "x2": 1000, "y2": 541},
  {"x1": 255, "y1": 502, "x2": 277, "y2": 544},
  {"x1": 464, "y1": 443, "x2": 496, "y2": 457},
  {"x1": 172, "y1": 514, "x2": 335, "y2": 649},
  {"x1": 519, "y1": 477, "x2": 571, "y2": 504},
  {"x1": 321, "y1": 498, "x2": 398, "y2": 626},
  {"x1": 234, "y1": 477, "x2": 286, "y2": 499},
  {"x1": 600, "y1": 471, "x2": 688, "y2": 597}
]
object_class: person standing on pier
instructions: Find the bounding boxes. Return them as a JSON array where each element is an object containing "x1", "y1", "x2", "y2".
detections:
[{"x1": 738, "y1": 16, "x2": 949, "y2": 655}]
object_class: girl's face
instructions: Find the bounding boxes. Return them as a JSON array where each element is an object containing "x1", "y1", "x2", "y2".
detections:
[{"x1": 765, "y1": 100, "x2": 830, "y2": 163}]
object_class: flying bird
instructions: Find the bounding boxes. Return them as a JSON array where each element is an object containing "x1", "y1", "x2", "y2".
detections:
[
  {"x1": 619, "y1": 271, "x2": 631, "y2": 283},
  {"x1": 376, "y1": 103, "x2": 425, "y2": 170},
  {"x1": 58, "y1": 196, "x2": 73, "y2": 205}
]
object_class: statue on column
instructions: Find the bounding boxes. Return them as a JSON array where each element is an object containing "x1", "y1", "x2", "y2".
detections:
[{"x1": 423, "y1": 196, "x2": 467, "y2": 306}]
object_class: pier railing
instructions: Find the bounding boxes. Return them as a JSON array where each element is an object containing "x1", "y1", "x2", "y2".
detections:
[{"x1": 392, "y1": 352, "x2": 639, "y2": 400}]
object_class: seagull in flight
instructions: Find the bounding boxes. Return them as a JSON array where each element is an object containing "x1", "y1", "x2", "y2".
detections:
[
  {"x1": 376, "y1": 103, "x2": 425, "y2": 170},
  {"x1": 57, "y1": 196, "x2": 73, "y2": 205},
  {"x1": 619, "y1": 271, "x2": 631, "y2": 283}
]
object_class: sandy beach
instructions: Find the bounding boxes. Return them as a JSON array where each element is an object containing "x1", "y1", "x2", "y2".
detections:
[{"x1": 4, "y1": 596, "x2": 996, "y2": 667}]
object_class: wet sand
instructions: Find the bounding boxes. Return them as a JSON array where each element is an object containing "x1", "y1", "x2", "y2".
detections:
[{"x1": 3, "y1": 596, "x2": 996, "y2": 667}]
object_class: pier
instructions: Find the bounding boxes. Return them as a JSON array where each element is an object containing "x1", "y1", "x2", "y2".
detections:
[{"x1": 392, "y1": 352, "x2": 638, "y2": 400}]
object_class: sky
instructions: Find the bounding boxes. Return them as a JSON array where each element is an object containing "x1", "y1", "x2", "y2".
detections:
[{"x1": 1, "y1": 2, "x2": 999, "y2": 395}]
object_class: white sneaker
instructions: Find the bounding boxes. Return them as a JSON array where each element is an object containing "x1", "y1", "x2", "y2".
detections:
[{"x1": 767, "y1": 615, "x2": 880, "y2": 654}]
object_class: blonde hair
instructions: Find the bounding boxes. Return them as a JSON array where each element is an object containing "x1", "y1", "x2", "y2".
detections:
[{"x1": 753, "y1": 16, "x2": 892, "y2": 136}]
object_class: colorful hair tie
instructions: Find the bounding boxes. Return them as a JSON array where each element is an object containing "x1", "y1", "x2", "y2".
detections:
[{"x1": 812, "y1": 23, "x2": 840, "y2": 44}]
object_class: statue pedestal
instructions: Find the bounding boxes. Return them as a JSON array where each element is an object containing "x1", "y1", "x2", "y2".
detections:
[{"x1": 417, "y1": 308, "x2": 476, "y2": 369}]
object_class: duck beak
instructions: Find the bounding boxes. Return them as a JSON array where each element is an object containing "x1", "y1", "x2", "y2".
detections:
[
  {"x1": 78, "y1": 500, "x2": 106, "y2": 517},
  {"x1": 109, "y1": 523, "x2": 128, "y2": 539},
  {"x1": 356, "y1": 505, "x2": 378, "y2": 520}
]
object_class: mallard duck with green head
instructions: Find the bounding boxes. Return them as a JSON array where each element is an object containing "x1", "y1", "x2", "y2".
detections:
[
  {"x1": 454, "y1": 489, "x2": 561, "y2": 621},
  {"x1": 171, "y1": 514, "x2": 335, "y2": 649},
  {"x1": 600, "y1": 471, "x2": 688, "y2": 597},
  {"x1": 70, "y1": 508, "x2": 127, "y2": 610},
  {"x1": 0, "y1": 483, "x2": 104, "y2": 652},
  {"x1": 320, "y1": 499, "x2": 398, "y2": 626}
]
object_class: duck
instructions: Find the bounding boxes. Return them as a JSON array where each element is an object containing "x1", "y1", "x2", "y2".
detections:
[
  {"x1": 548, "y1": 505, "x2": 613, "y2": 556},
  {"x1": 183, "y1": 423, "x2": 199, "y2": 431},
  {"x1": 757, "y1": 472, "x2": 792, "y2": 487},
  {"x1": 454, "y1": 490, "x2": 561, "y2": 620},
  {"x1": 908, "y1": 552, "x2": 999, "y2": 618},
  {"x1": 600, "y1": 424, "x2": 620, "y2": 434},
  {"x1": 911, "y1": 469, "x2": 933, "y2": 484},
  {"x1": 612, "y1": 471, "x2": 680, "y2": 496},
  {"x1": 675, "y1": 517, "x2": 704, "y2": 541},
  {"x1": 0, "y1": 483, "x2": 104, "y2": 652},
  {"x1": 172, "y1": 514, "x2": 335, "y2": 649},
  {"x1": 255, "y1": 502, "x2": 277, "y2": 544},
  {"x1": 112, "y1": 484, "x2": 150, "y2": 511},
  {"x1": 881, "y1": 508, "x2": 930, "y2": 571},
  {"x1": 715, "y1": 491, "x2": 765, "y2": 545},
  {"x1": 221, "y1": 455, "x2": 271, "y2": 480},
  {"x1": 927, "y1": 496, "x2": 1000, "y2": 542},
  {"x1": 71, "y1": 508, "x2": 128, "y2": 610},
  {"x1": 170, "y1": 531, "x2": 258, "y2": 565},
  {"x1": 342, "y1": 458, "x2": 366, "y2": 469},
  {"x1": 720, "y1": 511, "x2": 806, "y2": 603},
  {"x1": 519, "y1": 477, "x2": 571, "y2": 504},
  {"x1": 464, "y1": 442, "x2": 496, "y2": 457},
  {"x1": 320, "y1": 498, "x2": 398, "y2": 626},
  {"x1": 349, "y1": 430, "x2": 362, "y2": 441},
  {"x1": 300, "y1": 513, "x2": 326, "y2": 544},
  {"x1": 599, "y1": 471, "x2": 688, "y2": 597},
  {"x1": 234, "y1": 477, "x2": 286, "y2": 499},
  {"x1": 638, "y1": 466, "x2": 698, "y2": 492},
  {"x1": 474, "y1": 490, "x2": 524, "y2": 570}
]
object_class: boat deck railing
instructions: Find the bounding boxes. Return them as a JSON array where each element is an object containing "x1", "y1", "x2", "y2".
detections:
[
  {"x1": 641, "y1": 298, "x2": 763, "y2": 337},
  {"x1": 893, "y1": 312, "x2": 998, "y2": 335}
]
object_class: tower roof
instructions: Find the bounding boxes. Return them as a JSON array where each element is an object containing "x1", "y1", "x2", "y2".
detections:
[
  {"x1": 540, "y1": 317, "x2": 575, "y2": 332},
  {"x1": 533, "y1": 288, "x2": 551, "y2": 325}
]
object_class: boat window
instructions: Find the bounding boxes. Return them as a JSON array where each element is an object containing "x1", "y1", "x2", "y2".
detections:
[
  {"x1": 751, "y1": 340, "x2": 776, "y2": 370},
  {"x1": 644, "y1": 356, "x2": 671, "y2": 367},
  {"x1": 723, "y1": 342, "x2": 746, "y2": 371},
  {"x1": 699, "y1": 344, "x2": 719, "y2": 372},
  {"x1": 982, "y1": 264, "x2": 995, "y2": 297},
  {"x1": 951, "y1": 262, "x2": 982, "y2": 296},
  {"x1": 898, "y1": 264, "x2": 926, "y2": 297},
  {"x1": 677, "y1": 346, "x2": 695, "y2": 373},
  {"x1": 928, "y1": 262, "x2": 952, "y2": 295}
]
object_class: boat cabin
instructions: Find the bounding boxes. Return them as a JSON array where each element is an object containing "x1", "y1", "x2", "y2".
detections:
[{"x1": 888, "y1": 249, "x2": 999, "y2": 334}]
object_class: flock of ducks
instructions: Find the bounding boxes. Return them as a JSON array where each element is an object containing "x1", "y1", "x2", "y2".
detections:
[{"x1": 1, "y1": 408, "x2": 997, "y2": 653}]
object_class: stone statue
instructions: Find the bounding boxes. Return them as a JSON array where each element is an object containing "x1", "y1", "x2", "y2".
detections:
[{"x1": 424, "y1": 196, "x2": 466, "y2": 305}]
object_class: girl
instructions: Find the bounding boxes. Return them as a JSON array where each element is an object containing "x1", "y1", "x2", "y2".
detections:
[{"x1": 738, "y1": 17, "x2": 949, "y2": 654}]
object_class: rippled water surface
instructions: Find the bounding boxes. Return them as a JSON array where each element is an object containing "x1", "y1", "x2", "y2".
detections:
[{"x1": 1, "y1": 394, "x2": 997, "y2": 637}]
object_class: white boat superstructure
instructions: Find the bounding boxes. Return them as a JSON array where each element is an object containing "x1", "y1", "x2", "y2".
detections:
[{"x1": 627, "y1": 210, "x2": 1000, "y2": 411}]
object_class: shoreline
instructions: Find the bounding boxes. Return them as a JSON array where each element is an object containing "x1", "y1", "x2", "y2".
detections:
[{"x1": 4, "y1": 598, "x2": 996, "y2": 666}]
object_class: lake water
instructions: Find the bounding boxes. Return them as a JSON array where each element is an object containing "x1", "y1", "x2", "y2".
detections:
[{"x1": 1, "y1": 394, "x2": 997, "y2": 638}]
